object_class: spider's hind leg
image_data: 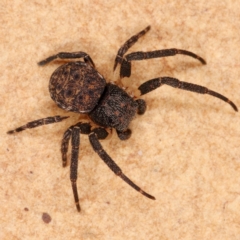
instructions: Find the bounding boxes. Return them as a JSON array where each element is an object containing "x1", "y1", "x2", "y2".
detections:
[
  {"x1": 114, "y1": 26, "x2": 206, "y2": 79},
  {"x1": 38, "y1": 51, "x2": 95, "y2": 68},
  {"x1": 7, "y1": 115, "x2": 69, "y2": 134},
  {"x1": 120, "y1": 49, "x2": 206, "y2": 78},
  {"x1": 113, "y1": 25, "x2": 151, "y2": 71}
]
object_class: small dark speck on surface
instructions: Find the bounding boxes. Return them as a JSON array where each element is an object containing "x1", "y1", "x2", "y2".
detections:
[
  {"x1": 24, "y1": 207, "x2": 29, "y2": 211},
  {"x1": 42, "y1": 212, "x2": 52, "y2": 224}
]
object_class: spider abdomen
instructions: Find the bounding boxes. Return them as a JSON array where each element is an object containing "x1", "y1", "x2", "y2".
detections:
[
  {"x1": 49, "y1": 61, "x2": 106, "y2": 113},
  {"x1": 89, "y1": 83, "x2": 138, "y2": 131}
]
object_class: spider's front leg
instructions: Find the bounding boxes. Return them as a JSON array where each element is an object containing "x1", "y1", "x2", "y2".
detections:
[
  {"x1": 138, "y1": 77, "x2": 238, "y2": 112},
  {"x1": 89, "y1": 131, "x2": 156, "y2": 201}
]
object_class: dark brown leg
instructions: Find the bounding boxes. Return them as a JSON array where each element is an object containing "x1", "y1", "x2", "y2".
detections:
[
  {"x1": 7, "y1": 115, "x2": 69, "y2": 134},
  {"x1": 120, "y1": 48, "x2": 206, "y2": 78},
  {"x1": 61, "y1": 126, "x2": 74, "y2": 167},
  {"x1": 61, "y1": 122, "x2": 92, "y2": 212},
  {"x1": 113, "y1": 25, "x2": 151, "y2": 71},
  {"x1": 70, "y1": 125, "x2": 81, "y2": 212},
  {"x1": 38, "y1": 51, "x2": 95, "y2": 68},
  {"x1": 125, "y1": 48, "x2": 206, "y2": 64},
  {"x1": 61, "y1": 122, "x2": 92, "y2": 167},
  {"x1": 138, "y1": 77, "x2": 238, "y2": 112},
  {"x1": 92, "y1": 127, "x2": 109, "y2": 140},
  {"x1": 89, "y1": 132, "x2": 155, "y2": 200},
  {"x1": 113, "y1": 26, "x2": 206, "y2": 78}
]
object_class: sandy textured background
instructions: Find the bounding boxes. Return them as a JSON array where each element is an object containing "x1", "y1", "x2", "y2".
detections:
[{"x1": 1, "y1": 1, "x2": 240, "y2": 239}]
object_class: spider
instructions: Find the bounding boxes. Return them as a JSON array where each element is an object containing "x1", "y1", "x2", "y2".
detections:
[{"x1": 7, "y1": 26, "x2": 238, "y2": 212}]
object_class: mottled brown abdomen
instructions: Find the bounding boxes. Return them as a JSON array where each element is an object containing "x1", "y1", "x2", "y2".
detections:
[{"x1": 49, "y1": 61, "x2": 106, "y2": 113}]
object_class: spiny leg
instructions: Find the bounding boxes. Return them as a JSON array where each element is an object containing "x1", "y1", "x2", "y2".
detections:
[
  {"x1": 113, "y1": 25, "x2": 151, "y2": 71},
  {"x1": 125, "y1": 49, "x2": 206, "y2": 64},
  {"x1": 38, "y1": 51, "x2": 95, "y2": 68},
  {"x1": 7, "y1": 115, "x2": 69, "y2": 134},
  {"x1": 120, "y1": 48, "x2": 206, "y2": 78},
  {"x1": 61, "y1": 122, "x2": 91, "y2": 168},
  {"x1": 70, "y1": 125, "x2": 81, "y2": 212},
  {"x1": 61, "y1": 126, "x2": 74, "y2": 167},
  {"x1": 89, "y1": 132, "x2": 155, "y2": 200},
  {"x1": 61, "y1": 122, "x2": 92, "y2": 211},
  {"x1": 138, "y1": 77, "x2": 238, "y2": 112}
]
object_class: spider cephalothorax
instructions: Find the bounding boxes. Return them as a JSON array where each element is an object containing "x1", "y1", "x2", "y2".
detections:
[{"x1": 7, "y1": 26, "x2": 238, "y2": 212}]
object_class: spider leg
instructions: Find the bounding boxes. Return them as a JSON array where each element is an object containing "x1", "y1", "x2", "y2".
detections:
[
  {"x1": 61, "y1": 122, "x2": 91, "y2": 212},
  {"x1": 138, "y1": 77, "x2": 238, "y2": 112},
  {"x1": 38, "y1": 51, "x2": 95, "y2": 68},
  {"x1": 62, "y1": 124, "x2": 109, "y2": 211},
  {"x1": 126, "y1": 49, "x2": 206, "y2": 64},
  {"x1": 113, "y1": 25, "x2": 151, "y2": 71},
  {"x1": 89, "y1": 132, "x2": 156, "y2": 200},
  {"x1": 61, "y1": 126, "x2": 74, "y2": 167},
  {"x1": 61, "y1": 122, "x2": 91, "y2": 168},
  {"x1": 120, "y1": 49, "x2": 206, "y2": 78},
  {"x1": 7, "y1": 115, "x2": 69, "y2": 134},
  {"x1": 70, "y1": 125, "x2": 81, "y2": 212},
  {"x1": 92, "y1": 127, "x2": 109, "y2": 140}
]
